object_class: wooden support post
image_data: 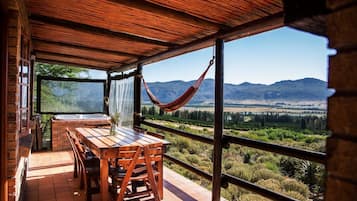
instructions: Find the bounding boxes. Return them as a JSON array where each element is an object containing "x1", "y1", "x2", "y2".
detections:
[
  {"x1": 212, "y1": 39, "x2": 224, "y2": 201},
  {"x1": 105, "y1": 71, "x2": 111, "y2": 115},
  {"x1": 0, "y1": 1, "x2": 9, "y2": 200},
  {"x1": 133, "y1": 64, "x2": 142, "y2": 128}
]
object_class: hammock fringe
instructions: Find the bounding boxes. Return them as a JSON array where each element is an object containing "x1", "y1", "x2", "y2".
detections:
[{"x1": 143, "y1": 58, "x2": 214, "y2": 112}]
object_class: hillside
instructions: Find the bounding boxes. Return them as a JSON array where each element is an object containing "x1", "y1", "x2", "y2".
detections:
[{"x1": 141, "y1": 78, "x2": 333, "y2": 104}]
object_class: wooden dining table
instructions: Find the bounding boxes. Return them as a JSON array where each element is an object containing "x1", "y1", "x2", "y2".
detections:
[{"x1": 75, "y1": 126, "x2": 170, "y2": 201}]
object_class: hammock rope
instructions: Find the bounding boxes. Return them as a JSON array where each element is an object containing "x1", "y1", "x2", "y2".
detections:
[{"x1": 143, "y1": 57, "x2": 215, "y2": 112}]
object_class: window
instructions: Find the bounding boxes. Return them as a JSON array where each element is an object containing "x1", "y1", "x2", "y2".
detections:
[
  {"x1": 37, "y1": 77, "x2": 106, "y2": 114},
  {"x1": 19, "y1": 34, "x2": 31, "y2": 135}
]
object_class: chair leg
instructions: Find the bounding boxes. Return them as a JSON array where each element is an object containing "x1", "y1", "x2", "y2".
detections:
[
  {"x1": 86, "y1": 175, "x2": 92, "y2": 201},
  {"x1": 73, "y1": 156, "x2": 78, "y2": 178},
  {"x1": 80, "y1": 167, "x2": 85, "y2": 189},
  {"x1": 144, "y1": 146, "x2": 160, "y2": 201}
]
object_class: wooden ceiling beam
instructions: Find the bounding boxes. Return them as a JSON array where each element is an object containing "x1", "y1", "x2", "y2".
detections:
[
  {"x1": 35, "y1": 58, "x2": 110, "y2": 71},
  {"x1": 29, "y1": 14, "x2": 177, "y2": 47},
  {"x1": 109, "y1": 0, "x2": 230, "y2": 30},
  {"x1": 32, "y1": 38, "x2": 142, "y2": 58},
  {"x1": 33, "y1": 50, "x2": 121, "y2": 64},
  {"x1": 111, "y1": 12, "x2": 284, "y2": 72}
]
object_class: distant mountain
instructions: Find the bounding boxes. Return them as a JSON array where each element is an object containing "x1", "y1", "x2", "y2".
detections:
[{"x1": 141, "y1": 78, "x2": 333, "y2": 104}]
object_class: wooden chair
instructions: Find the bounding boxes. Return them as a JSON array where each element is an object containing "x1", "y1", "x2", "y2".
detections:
[
  {"x1": 110, "y1": 143, "x2": 163, "y2": 201},
  {"x1": 66, "y1": 130, "x2": 100, "y2": 201}
]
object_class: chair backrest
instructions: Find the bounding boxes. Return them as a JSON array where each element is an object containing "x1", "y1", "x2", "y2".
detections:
[{"x1": 116, "y1": 143, "x2": 163, "y2": 168}]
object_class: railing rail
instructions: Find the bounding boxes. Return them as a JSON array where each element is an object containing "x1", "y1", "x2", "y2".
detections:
[
  {"x1": 224, "y1": 134, "x2": 326, "y2": 164},
  {"x1": 141, "y1": 120, "x2": 214, "y2": 145},
  {"x1": 222, "y1": 174, "x2": 299, "y2": 201},
  {"x1": 140, "y1": 119, "x2": 327, "y2": 201}
]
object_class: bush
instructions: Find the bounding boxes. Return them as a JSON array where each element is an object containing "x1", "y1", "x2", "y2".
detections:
[
  {"x1": 226, "y1": 165, "x2": 253, "y2": 181},
  {"x1": 256, "y1": 179, "x2": 281, "y2": 192},
  {"x1": 251, "y1": 169, "x2": 283, "y2": 182},
  {"x1": 281, "y1": 179, "x2": 310, "y2": 197},
  {"x1": 285, "y1": 191, "x2": 307, "y2": 201},
  {"x1": 239, "y1": 194, "x2": 271, "y2": 201}
]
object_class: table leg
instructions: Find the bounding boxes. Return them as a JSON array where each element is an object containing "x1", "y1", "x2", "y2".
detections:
[
  {"x1": 158, "y1": 156, "x2": 163, "y2": 199},
  {"x1": 100, "y1": 159, "x2": 109, "y2": 201}
]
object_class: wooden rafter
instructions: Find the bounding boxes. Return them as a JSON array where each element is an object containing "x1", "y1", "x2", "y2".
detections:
[
  {"x1": 34, "y1": 50, "x2": 121, "y2": 64},
  {"x1": 32, "y1": 38, "x2": 141, "y2": 58},
  {"x1": 109, "y1": 0, "x2": 230, "y2": 30},
  {"x1": 111, "y1": 12, "x2": 284, "y2": 72},
  {"x1": 36, "y1": 58, "x2": 110, "y2": 71},
  {"x1": 29, "y1": 14, "x2": 177, "y2": 47}
]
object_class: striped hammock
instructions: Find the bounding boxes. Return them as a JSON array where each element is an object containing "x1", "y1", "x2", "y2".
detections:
[{"x1": 143, "y1": 58, "x2": 214, "y2": 112}]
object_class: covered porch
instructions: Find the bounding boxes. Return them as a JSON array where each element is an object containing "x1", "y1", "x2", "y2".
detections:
[
  {"x1": 1, "y1": 1, "x2": 357, "y2": 201},
  {"x1": 25, "y1": 151, "x2": 219, "y2": 201}
]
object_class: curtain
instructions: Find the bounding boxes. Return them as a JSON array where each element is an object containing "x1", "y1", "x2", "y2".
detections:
[{"x1": 109, "y1": 77, "x2": 134, "y2": 127}]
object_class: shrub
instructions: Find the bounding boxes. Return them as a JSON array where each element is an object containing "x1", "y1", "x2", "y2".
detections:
[
  {"x1": 281, "y1": 179, "x2": 310, "y2": 197},
  {"x1": 285, "y1": 191, "x2": 307, "y2": 201},
  {"x1": 226, "y1": 165, "x2": 253, "y2": 181},
  {"x1": 186, "y1": 154, "x2": 199, "y2": 164},
  {"x1": 256, "y1": 179, "x2": 281, "y2": 192},
  {"x1": 251, "y1": 169, "x2": 283, "y2": 182},
  {"x1": 239, "y1": 194, "x2": 271, "y2": 201}
]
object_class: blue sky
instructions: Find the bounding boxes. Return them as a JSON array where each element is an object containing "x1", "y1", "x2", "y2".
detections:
[
  {"x1": 142, "y1": 27, "x2": 334, "y2": 85},
  {"x1": 91, "y1": 27, "x2": 334, "y2": 85}
]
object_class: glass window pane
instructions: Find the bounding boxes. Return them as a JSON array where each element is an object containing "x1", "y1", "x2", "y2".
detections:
[
  {"x1": 21, "y1": 85, "x2": 28, "y2": 108},
  {"x1": 40, "y1": 79, "x2": 105, "y2": 113},
  {"x1": 21, "y1": 110, "x2": 27, "y2": 128}
]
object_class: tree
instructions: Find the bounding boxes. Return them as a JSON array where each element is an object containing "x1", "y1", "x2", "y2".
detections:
[{"x1": 35, "y1": 63, "x2": 88, "y2": 78}]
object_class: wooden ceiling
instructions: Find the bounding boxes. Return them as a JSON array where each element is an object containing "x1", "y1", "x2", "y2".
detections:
[{"x1": 25, "y1": 0, "x2": 284, "y2": 72}]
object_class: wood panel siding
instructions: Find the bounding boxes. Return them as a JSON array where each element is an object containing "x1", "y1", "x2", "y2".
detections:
[
  {"x1": 326, "y1": 0, "x2": 357, "y2": 201},
  {"x1": 35, "y1": 52, "x2": 117, "y2": 70},
  {"x1": 22, "y1": 0, "x2": 286, "y2": 71},
  {"x1": 147, "y1": 0, "x2": 283, "y2": 27},
  {"x1": 33, "y1": 42, "x2": 133, "y2": 63},
  {"x1": 30, "y1": 21, "x2": 167, "y2": 57},
  {"x1": 25, "y1": 0, "x2": 217, "y2": 44}
]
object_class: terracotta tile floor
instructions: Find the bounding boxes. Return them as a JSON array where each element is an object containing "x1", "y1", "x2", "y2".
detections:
[{"x1": 25, "y1": 151, "x2": 223, "y2": 201}]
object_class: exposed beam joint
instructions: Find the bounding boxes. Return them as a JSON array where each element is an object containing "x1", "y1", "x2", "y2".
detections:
[
  {"x1": 32, "y1": 38, "x2": 142, "y2": 58},
  {"x1": 34, "y1": 50, "x2": 121, "y2": 64},
  {"x1": 30, "y1": 14, "x2": 177, "y2": 47},
  {"x1": 111, "y1": 12, "x2": 284, "y2": 72},
  {"x1": 109, "y1": 0, "x2": 230, "y2": 30},
  {"x1": 36, "y1": 58, "x2": 109, "y2": 71}
]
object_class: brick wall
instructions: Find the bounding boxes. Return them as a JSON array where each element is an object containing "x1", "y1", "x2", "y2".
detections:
[
  {"x1": 6, "y1": 10, "x2": 20, "y2": 201},
  {"x1": 326, "y1": 0, "x2": 357, "y2": 200},
  {"x1": 52, "y1": 119, "x2": 110, "y2": 151}
]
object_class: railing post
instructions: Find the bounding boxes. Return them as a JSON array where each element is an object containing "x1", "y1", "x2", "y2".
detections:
[
  {"x1": 212, "y1": 38, "x2": 224, "y2": 201},
  {"x1": 134, "y1": 64, "x2": 142, "y2": 128}
]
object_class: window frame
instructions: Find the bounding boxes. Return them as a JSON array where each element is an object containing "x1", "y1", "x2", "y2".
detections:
[{"x1": 36, "y1": 76, "x2": 106, "y2": 114}]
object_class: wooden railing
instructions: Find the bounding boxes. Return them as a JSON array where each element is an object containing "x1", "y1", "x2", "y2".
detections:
[{"x1": 141, "y1": 119, "x2": 326, "y2": 201}]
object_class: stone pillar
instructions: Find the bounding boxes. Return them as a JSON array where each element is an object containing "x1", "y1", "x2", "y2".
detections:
[{"x1": 325, "y1": 0, "x2": 357, "y2": 200}]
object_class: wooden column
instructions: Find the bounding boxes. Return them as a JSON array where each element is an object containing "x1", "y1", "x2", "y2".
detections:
[
  {"x1": 133, "y1": 64, "x2": 142, "y2": 127},
  {"x1": 0, "y1": 1, "x2": 8, "y2": 201},
  {"x1": 212, "y1": 39, "x2": 224, "y2": 201},
  {"x1": 105, "y1": 71, "x2": 111, "y2": 115},
  {"x1": 325, "y1": 1, "x2": 357, "y2": 200}
]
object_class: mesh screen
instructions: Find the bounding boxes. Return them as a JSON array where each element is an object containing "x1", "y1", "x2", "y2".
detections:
[{"x1": 39, "y1": 78, "x2": 105, "y2": 113}]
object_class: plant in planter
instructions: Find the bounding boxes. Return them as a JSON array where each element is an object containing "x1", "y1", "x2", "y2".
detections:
[{"x1": 110, "y1": 113, "x2": 120, "y2": 135}]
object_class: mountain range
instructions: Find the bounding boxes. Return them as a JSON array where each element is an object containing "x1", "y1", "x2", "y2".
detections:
[{"x1": 141, "y1": 78, "x2": 333, "y2": 104}]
